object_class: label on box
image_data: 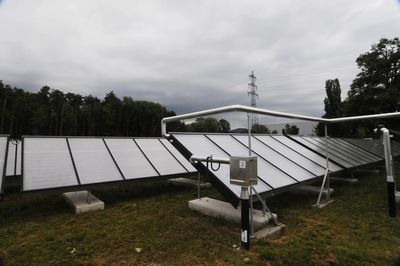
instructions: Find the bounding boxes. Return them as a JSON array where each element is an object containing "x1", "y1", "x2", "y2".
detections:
[
  {"x1": 239, "y1": 160, "x2": 246, "y2": 169},
  {"x1": 241, "y1": 230, "x2": 247, "y2": 242}
]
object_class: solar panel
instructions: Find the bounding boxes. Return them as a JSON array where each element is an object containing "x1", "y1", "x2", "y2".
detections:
[
  {"x1": 309, "y1": 137, "x2": 368, "y2": 165},
  {"x1": 135, "y1": 138, "x2": 194, "y2": 176},
  {"x1": 23, "y1": 138, "x2": 78, "y2": 191},
  {"x1": 103, "y1": 138, "x2": 159, "y2": 179},
  {"x1": 171, "y1": 134, "x2": 243, "y2": 197},
  {"x1": 302, "y1": 137, "x2": 363, "y2": 165},
  {"x1": 0, "y1": 136, "x2": 8, "y2": 193},
  {"x1": 6, "y1": 140, "x2": 21, "y2": 176},
  {"x1": 325, "y1": 138, "x2": 381, "y2": 163},
  {"x1": 271, "y1": 135, "x2": 343, "y2": 172},
  {"x1": 251, "y1": 135, "x2": 326, "y2": 176},
  {"x1": 21, "y1": 136, "x2": 196, "y2": 192},
  {"x1": 289, "y1": 136, "x2": 355, "y2": 168},
  {"x1": 68, "y1": 138, "x2": 124, "y2": 185},
  {"x1": 229, "y1": 135, "x2": 316, "y2": 182},
  {"x1": 158, "y1": 138, "x2": 197, "y2": 173},
  {"x1": 206, "y1": 134, "x2": 297, "y2": 189},
  {"x1": 171, "y1": 133, "x2": 336, "y2": 202},
  {"x1": 343, "y1": 138, "x2": 400, "y2": 158}
]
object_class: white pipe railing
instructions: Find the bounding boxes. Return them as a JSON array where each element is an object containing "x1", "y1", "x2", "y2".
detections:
[{"x1": 161, "y1": 104, "x2": 400, "y2": 136}]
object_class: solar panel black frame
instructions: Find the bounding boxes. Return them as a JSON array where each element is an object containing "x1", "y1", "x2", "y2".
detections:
[{"x1": 21, "y1": 136, "x2": 197, "y2": 193}]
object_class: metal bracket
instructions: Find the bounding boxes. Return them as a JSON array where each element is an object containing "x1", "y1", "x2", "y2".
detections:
[{"x1": 251, "y1": 186, "x2": 279, "y2": 226}]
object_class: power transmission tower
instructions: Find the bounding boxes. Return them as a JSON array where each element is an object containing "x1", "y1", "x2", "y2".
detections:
[{"x1": 248, "y1": 71, "x2": 258, "y2": 126}]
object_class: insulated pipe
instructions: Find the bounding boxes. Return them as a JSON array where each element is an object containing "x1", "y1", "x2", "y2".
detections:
[
  {"x1": 161, "y1": 104, "x2": 400, "y2": 136},
  {"x1": 377, "y1": 127, "x2": 397, "y2": 217}
]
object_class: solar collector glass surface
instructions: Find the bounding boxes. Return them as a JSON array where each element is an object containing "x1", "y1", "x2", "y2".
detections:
[
  {"x1": 290, "y1": 136, "x2": 355, "y2": 168},
  {"x1": 271, "y1": 135, "x2": 343, "y2": 172},
  {"x1": 135, "y1": 138, "x2": 188, "y2": 176},
  {"x1": 342, "y1": 138, "x2": 384, "y2": 157},
  {"x1": 68, "y1": 138, "x2": 123, "y2": 184},
  {"x1": 172, "y1": 134, "x2": 242, "y2": 196},
  {"x1": 230, "y1": 135, "x2": 316, "y2": 182},
  {"x1": 159, "y1": 138, "x2": 197, "y2": 173},
  {"x1": 309, "y1": 137, "x2": 369, "y2": 165},
  {"x1": 252, "y1": 135, "x2": 326, "y2": 176},
  {"x1": 310, "y1": 137, "x2": 369, "y2": 164},
  {"x1": 327, "y1": 138, "x2": 381, "y2": 162},
  {"x1": 206, "y1": 134, "x2": 298, "y2": 188},
  {"x1": 104, "y1": 138, "x2": 159, "y2": 179},
  {"x1": 303, "y1": 137, "x2": 364, "y2": 165},
  {"x1": 23, "y1": 138, "x2": 78, "y2": 191}
]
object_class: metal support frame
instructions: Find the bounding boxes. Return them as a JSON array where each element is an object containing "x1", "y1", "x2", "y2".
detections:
[
  {"x1": 251, "y1": 186, "x2": 279, "y2": 226},
  {"x1": 316, "y1": 124, "x2": 331, "y2": 207},
  {"x1": 87, "y1": 190, "x2": 92, "y2": 204}
]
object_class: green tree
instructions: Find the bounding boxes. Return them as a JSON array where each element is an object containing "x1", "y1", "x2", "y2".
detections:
[
  {"x1": 284, "y1": 124, "x2": 299, "y2": 135},
  {"x1": 343, "y1": 38, "x2": 400, "y2": 135},
  {"x1": 251, "y1": 123, "x2": 270, "y2": 134},
  {"x1": 316, "y1": 79, "x2": 343, "y2": 136},
  {"x1": 217, "y1": 119, "x2": 230, "y2": 133}
]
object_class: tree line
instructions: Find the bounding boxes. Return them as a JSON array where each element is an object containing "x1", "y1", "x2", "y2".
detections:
[
  {"x1": 0, "y1": 84, "x2": 185, "y2": 138},
  {"x1": 317, "y1": 37, "x2": 400, "y2": 137},
  {"x1": 0, "y1": 83, "x2": 300, "y2": 138}
]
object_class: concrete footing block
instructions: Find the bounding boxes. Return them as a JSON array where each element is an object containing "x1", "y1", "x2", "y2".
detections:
[
  {"x1": 330, "y1": 177, "x2": 359, "y2": 184},
  {"x1": 62, "y1": 190, "x2": 104, "y2": 214},
  {"x1": 168, "y1": 178, "x2": 211, "y2": 188},
  {"x1": 188, "y1": 197, "x2": 276, "y2": 230},
  {"x1": 253, "y1": 224, "x2": 286, "y2": 240},
  {"x1": 291, "y1": 185, "x2": 334, "y2": 197}
]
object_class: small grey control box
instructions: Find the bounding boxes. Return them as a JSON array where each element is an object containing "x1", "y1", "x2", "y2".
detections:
[{"x1": 230, "y1": 156, "x2": 258, "y2": 186}]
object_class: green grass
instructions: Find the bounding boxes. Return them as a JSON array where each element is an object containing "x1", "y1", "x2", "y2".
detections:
[{"x1": 1, "y1": 165, "x2": 400, "y2": 265}]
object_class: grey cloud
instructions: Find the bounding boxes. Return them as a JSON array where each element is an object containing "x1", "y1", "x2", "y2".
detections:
[{"x1": 0, "y1": 0, "x2": 399, "y2": 129}]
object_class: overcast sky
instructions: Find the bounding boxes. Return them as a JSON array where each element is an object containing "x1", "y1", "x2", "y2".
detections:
[{"x1": 0, "y1": 0, "x2": 399, "y2": 127}]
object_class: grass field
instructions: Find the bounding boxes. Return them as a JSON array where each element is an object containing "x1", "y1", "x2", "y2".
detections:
[{"x1": 1, "y1": 163, "x2": 400, "y2": 265}]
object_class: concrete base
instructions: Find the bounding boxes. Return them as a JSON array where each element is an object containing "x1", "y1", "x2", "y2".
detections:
[
  {"x1": 291, "y1": 185, "x2": 334, "y2": 197},
  {"x1": 168, "y1": 178, "x2": 211, "y2": 188},
  {"x1": 253, "y1": 224, "x2": 286, "y2": 240},
  {"x1": 62, "y1": 190, "x2": 104, "y2": 214},
  {"x1": 188, "y1": 197, "x2": 276, "y2": 230},
  {"x1": 330, "y1": 177, "x2": 359, "y2": 184},
  {"x1": 396, "y1": 191, "x2": 400, "y2": 203},
  {"x1": 312, "y1": 199, "x2": 335, "y2": 209}
]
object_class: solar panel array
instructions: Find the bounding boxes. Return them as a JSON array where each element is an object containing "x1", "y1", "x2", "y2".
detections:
[
  {"x1": 0, "y1": 136, "x2": 9, "y2": 194},
  {"x1": 22, "y1": 137, "x2": 196, "y2": 192},
  {"x1": 171, "y1": 133, "x2": 387, "y2": 204},
  {"x1": 288, "y1": 136, "x2": 383, "y2": 168},
  {"x1": 6, "y1": 140, "x2": 22, "y2": 176},
  {"x1": 343, "y1": 138, "x2": 400, "y2": 158}
]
